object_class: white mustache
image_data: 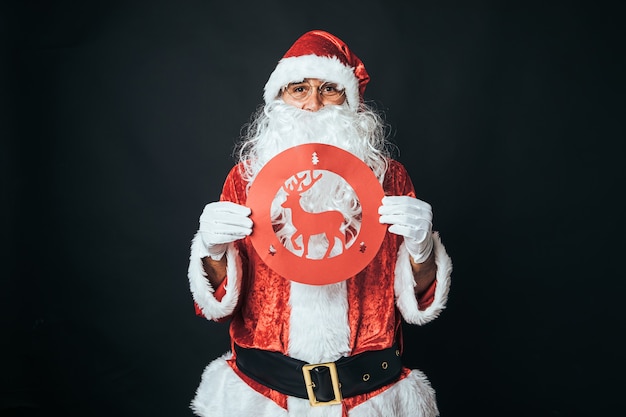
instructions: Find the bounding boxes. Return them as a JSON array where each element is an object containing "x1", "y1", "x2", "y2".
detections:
[{"x1": 254, "y1": 102, "x2": 370, "y2": 171}]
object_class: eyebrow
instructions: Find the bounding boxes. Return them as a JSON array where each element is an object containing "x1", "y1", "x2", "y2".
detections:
[{"x1": 288, "y1": 79, "x2": 338, "y2": 86}]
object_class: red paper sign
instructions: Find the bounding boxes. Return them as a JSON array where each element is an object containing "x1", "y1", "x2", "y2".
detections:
[{"x1": 247, "y1": 143, "x2": 386, "y2": 285}]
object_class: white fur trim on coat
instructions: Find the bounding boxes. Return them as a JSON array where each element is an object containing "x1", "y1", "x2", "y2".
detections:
[
  {"x1": 394, "y1": 232, "x2": 452, "y2": 325},
  {"x1": 187, "y1": 233, "x2": 242, "y2": 320},
  {"x1": 264, "y1": 55, "x2": 361, "y2": 111},
  {"x1": 287, "y1": 281, "x2": 351, "y2": 363}
]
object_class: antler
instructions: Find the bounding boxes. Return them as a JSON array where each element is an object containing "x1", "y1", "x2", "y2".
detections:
[
  {"x1": 297, "y1": 170, "x2": 323, "y2": 193},
  {"x1": 283, "y1": 170, "x2": 323, "y2": 193}
]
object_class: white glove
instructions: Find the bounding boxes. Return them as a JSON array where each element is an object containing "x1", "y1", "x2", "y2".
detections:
[
  {"x1": 199, "y1": 201, "x2": 253, "y2": 260},
  {"x1": 378, "y1": 196, "x2": 434, "y2": 263}
]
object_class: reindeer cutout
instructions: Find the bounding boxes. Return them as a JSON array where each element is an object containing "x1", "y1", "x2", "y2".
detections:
[{"x1": 281, "y1": 170, "x2": 346, "y2": 259}]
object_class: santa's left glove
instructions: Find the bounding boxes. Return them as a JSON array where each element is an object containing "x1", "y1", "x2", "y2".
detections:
[
  {"x1": 199, "y1": 201, "x2": 253, "y2": 260},
  {"x1": 378, "y1": 196, "x2": 434, "y2": 263}
]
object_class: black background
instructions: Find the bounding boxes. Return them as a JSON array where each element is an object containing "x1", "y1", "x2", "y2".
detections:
[{"x1": 2, "y1": 1, "x2": 625, "y2": 416}]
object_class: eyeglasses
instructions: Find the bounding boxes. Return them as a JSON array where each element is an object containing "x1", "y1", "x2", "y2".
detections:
[{"x1": 282, "y1": 80, "x2": 346, "y2": 102}]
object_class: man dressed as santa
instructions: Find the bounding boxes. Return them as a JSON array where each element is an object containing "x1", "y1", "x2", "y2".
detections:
[{"x1": 188, "y1": 30, "x2": 452, "y2": 417}]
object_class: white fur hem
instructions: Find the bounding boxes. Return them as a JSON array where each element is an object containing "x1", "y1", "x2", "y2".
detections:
[
  {"x1": 264, "y1": 54, "x2": 360, "y2": 111},
  {"x1": 187, "y1": 233, "x2": 242, "y2": 320},
  {"x1": 191, "y1": 352, "x2": 288, "y2": 417},
  {"x1": 394, "y1": 232, "x2": 452, "y2": 325},
  {"x1": 350, "y1": 369, "x2": 439, "y2": 417}
]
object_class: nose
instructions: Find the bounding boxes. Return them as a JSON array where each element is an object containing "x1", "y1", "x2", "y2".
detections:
[{"x1": 301, "y1": 91, "x2": 324, "y2": 112}]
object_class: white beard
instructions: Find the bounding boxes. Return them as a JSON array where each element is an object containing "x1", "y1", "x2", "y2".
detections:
[
  {"x1": 239, "y1": 101, "x2": 389, "y2": 260},
  {"x1": 239, "y1": 100, "x2": 389, "y2": 185}
]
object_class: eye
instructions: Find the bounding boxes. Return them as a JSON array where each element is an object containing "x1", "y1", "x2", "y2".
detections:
[
  {"x1": 320, "y1": 83, "x2": 343, "y2": 98},
  {"x1": 288, "y1": 83, "x2": 310, "y2": 95}
]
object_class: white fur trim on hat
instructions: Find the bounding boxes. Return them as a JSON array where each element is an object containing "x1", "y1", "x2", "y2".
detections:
[{"x1": 264, "y1": 54, "x2": 361, "y2": 111}]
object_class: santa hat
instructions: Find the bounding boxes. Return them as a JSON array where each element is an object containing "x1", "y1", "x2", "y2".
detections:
[{"x1": 263, "y1": 30, "x2": 370, "y2": 111}]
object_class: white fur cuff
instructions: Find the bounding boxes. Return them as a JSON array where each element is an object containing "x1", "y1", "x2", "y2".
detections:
[
  {"x1": 187, "y1": 233, "x2": 242, "y2": 320},
  {"x1": 394, "y1": 232, "x2": 452, "y2": 325}
]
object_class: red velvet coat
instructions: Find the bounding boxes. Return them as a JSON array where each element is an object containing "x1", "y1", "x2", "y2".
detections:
[{"x1": 188, "y1": 159, "x2": 452, "y2": 417}]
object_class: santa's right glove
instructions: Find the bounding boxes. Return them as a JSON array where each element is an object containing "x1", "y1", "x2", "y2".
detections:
[
  {"x1": 199, "y1": 201, "x2": 253, "y2": 260},
  {"x1": 378, "y1": 195, "x2": 434, "y2": 264}
]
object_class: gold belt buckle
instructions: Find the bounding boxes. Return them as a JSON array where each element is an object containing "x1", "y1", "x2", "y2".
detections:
[{"x1": 301, "y1": 362, "x2": 343, "y2": 407}]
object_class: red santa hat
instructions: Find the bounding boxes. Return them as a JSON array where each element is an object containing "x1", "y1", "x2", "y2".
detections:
[{"x1": 263, "y1": 30, "x2": 370, "y2": 111}]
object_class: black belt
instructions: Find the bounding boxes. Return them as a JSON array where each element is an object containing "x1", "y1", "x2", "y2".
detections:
[{"x1": 234, "y1": 343, "x2": 403, "y2": 406}]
